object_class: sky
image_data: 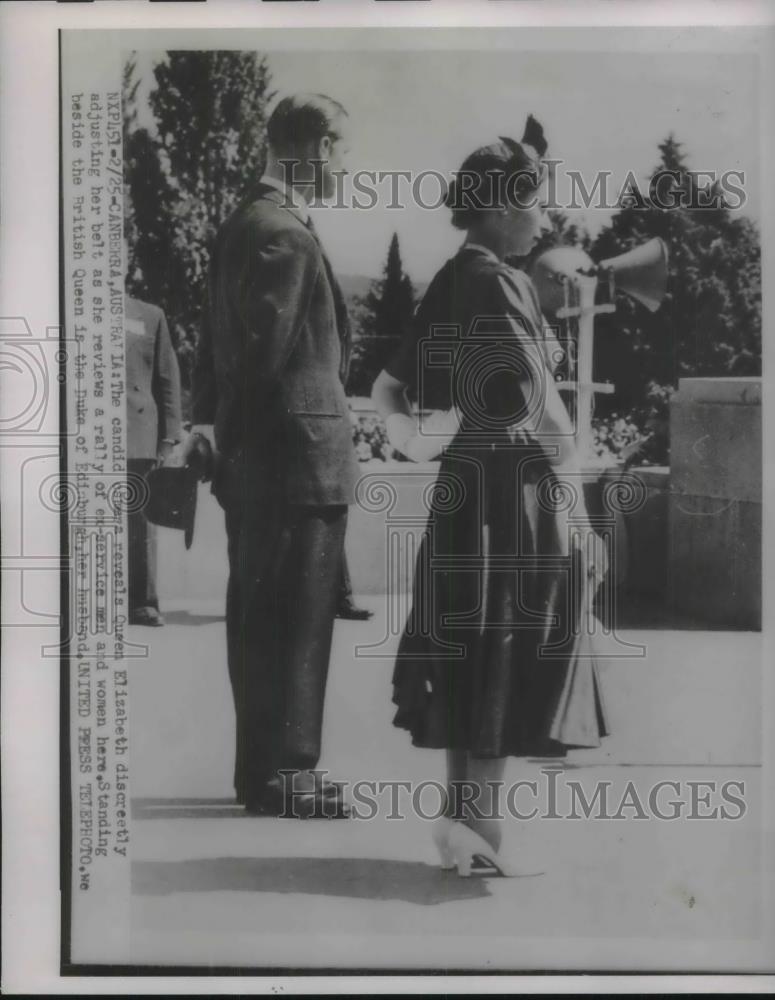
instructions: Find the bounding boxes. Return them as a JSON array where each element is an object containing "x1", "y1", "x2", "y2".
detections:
[{"x1": 133, "y1": 44, "x2": 759, "y2": 284}]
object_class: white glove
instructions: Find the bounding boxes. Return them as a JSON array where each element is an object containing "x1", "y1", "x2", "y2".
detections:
[
  {"x1": 421, "y1": 406, "x2": 461, "y2": 439},
  {"x1": 387, "y1": 408, "x2": 460, "y2": 462},
  {"x1": 385, "y1": 413, "x2": 417, "y2": 455}
]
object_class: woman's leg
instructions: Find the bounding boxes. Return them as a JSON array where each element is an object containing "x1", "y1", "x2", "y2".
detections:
[
  {"x1": 464, "y1": 755, "x2": 507, "y2": 852},
  {"x1": 445, "y1": 749, "x2": 468, "y2": 819}
]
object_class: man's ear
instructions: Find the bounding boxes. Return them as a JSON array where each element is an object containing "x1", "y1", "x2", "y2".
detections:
[{"x1": 317, "y1": 134, "x2": 333, "y2": 161}]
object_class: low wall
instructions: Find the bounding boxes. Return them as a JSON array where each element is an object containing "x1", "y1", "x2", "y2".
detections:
[
  {"x1": 345, "y1": 461, "x2": 670, "y2": 610},
  {"x1": 162, "y1": 391, "x2": 764, "y2": 632},
  {"x1": 158, "y1": 458, "x2": 671, "y2": 624},
  {"x1": 613, "y1": 466, "x2": 670, "y2": 603}
]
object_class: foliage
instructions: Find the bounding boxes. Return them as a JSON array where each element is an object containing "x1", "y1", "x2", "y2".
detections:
[
  {"x1": 123, "y1": 51, "x2": 274, "y2": 403},
  {"x1": 588, "y1": 136, "x2": 761, "y2": 464},
  {"x1": 350, "y1": 410, "x2": 396, "y2": 462},
  {"x1": 520, "y1": 208, "x2": 593, "y2": 267},
  {"x1": 346, "y1": 233, "x2": 416, "y2": 397},
  {"x1": 518, "y1": 140, "x2": 760, "y2": 466}
]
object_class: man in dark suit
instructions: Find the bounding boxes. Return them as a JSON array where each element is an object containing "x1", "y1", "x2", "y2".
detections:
[
  {"x1": 125, "y1": 295, "x2": 182, "y2": 627},
  {"x1": 191, "y1": 94, "x2": 359, "y2": 817}
]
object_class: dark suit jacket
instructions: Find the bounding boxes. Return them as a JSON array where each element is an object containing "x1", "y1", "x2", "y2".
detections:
[
  {"x1": 125, "y1": 296, "x2": 182, "y2": 460},
  {"x1": 192, "y1": 185, "x2": 358, "y2": 506}
]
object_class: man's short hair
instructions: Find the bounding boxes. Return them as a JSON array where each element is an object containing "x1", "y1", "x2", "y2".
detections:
[{"x1": 267, "y1": 93, "x2": 347, "y2": 153}]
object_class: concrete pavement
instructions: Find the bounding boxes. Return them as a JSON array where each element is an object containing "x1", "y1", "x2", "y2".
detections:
[{"x1": 126, "y1": 585, "x2": 769, "y2": 971}]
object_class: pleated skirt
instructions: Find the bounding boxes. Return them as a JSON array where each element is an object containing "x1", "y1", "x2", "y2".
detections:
[{"x1": 391, "y1": 444, "x2": 610, "y2": 758}]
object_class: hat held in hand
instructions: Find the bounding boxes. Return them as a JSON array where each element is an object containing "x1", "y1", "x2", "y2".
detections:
[{"x1": 143, "y1": 464, "x2": 200, "y2": 550}]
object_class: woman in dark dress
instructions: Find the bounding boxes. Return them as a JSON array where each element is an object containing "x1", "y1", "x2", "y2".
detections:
[{"x1": 372, "y1": 117, "x2": 609, "y2": 876}]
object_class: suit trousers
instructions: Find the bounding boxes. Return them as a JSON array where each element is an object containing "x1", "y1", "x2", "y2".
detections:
[
  {"x1": 216, "y1": 459, "x2": 347, "y2": 798},
  {"x1": 339, "y1": 554, "x2": 354, "y2": 606},
  {"x1": 127, "y1": 458, "x2": 159, "y2": 611}
]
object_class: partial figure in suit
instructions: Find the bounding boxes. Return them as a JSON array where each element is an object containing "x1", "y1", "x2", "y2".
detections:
[
  {"x1": 125, "y1": 295, "x2": 183, "y2": 627},
  {"x1": 190, "y1": 94, "x2": 358, "y2": 817}
]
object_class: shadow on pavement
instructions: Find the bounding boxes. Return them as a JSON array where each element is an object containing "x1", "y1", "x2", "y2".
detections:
[
  {"x1": 131, "y1": 856, "x2": 513, "y2": 904},
  {"x1": 132, "y1": 797, "x2": 243, "y2": 820},
  {"x1": 162, "y1": 610, "x2": 225, "y2": 626},
  {"x1": 598, "y1": 592, "x2": 760, "y2": 631}
]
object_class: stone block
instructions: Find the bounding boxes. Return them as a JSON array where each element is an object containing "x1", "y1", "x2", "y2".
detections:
[
  {"x1": 668, "y1": 494, "x2": 761, "y2": 629},
  {"x1": 670, "y1": 378, "x2": 761, "y2": 502}
]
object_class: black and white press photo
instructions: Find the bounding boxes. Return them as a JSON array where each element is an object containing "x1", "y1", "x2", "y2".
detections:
[{"x1": 17, "y1": 11, "x2": 772, "y2": 982}]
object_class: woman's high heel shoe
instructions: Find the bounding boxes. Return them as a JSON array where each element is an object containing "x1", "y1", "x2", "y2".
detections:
[
  {"x1": 446, "y1": 821, "x2": 542, "y2": 878},
  {"x1": 432, "y1": 816, "x2": 457, "y2": 870}
]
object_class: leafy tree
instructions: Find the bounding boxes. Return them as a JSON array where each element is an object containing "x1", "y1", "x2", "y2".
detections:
[
  {"x1": 347, "y1": 232, "x2": 416, "y2": 396},
  {"x1": 123, "y1": 51, "x2": 274, "y2": 404},
  {"x1": 588, "y1": 135, "x2": 759, "y2": 464},
  {"x1": 521, "y1": 208, "x2": 591, "y2": 267},
  {"x1": 509, "y1": 140, "x2": 760, "y2": 465}
]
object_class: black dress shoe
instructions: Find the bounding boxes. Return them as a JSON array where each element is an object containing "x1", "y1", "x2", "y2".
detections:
[
  {"x1": 237, "y1": 773, "x2": 342, "y2": 806},
  {"x1": 130, "y1": 606, "x2": 165, "y2": 627},
  {"x1": 244, "y1": 784, "x2": 351, "y2": 819},
  {"x1": 336, "y1": 601, "x2": 374, "y2": 621}
]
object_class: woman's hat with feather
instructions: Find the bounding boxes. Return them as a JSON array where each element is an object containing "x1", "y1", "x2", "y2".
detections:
[{"x1": 444, "y1": 114, "x2": 549, "y2": 225}]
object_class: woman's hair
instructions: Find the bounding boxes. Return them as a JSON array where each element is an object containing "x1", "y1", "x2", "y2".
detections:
[
  {"x1": 267, "y1": 93, "x2": 348, "y2": 155},
  {"x1": 445, "y1": 115, "x2": 548, "y2": 230}
]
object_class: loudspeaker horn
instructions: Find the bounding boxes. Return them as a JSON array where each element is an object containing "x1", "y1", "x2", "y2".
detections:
[
  {"x1": 530, "y1": 238, "x2": 670, "y2": 316},
  {"x1": 599, "y1": 237, "x2": 669, "y2": 313}
]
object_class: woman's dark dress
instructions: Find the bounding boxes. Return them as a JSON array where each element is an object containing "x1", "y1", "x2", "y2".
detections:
[{"x1": 385, "y1": 244, "x2": 609, "y2": 758}]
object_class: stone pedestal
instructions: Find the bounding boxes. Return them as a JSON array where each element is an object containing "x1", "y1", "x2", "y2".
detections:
[{"x1": 668, "y1": 377, "x2": 761, "y2": 629}]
